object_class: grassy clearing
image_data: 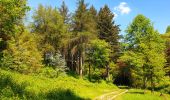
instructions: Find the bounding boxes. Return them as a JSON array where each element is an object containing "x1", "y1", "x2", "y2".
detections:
[
  {"x1": 116, "y1": 89, "x2": 170, "y2": 100},
  {"x1": 0, "y1": 70, "x2": 117, "y2": 100}
]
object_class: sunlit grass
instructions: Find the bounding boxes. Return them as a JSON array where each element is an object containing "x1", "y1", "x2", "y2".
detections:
[{"x1": 116, "y1": 89, "x2": 170, "y2": 100}]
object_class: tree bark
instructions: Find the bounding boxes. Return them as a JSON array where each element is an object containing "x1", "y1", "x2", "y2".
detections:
[
  {"x1": 151, "y1": 70, "x2": 154, "y2": 93},
  {"x1": 89, "y1": 64, "x2": 91, "y2": 81},
  {"x1": 106, "y1": 64, "x2": 110, "y2": 80},
  {"x1": 79, "y1": 55, "x2": 83, "y2": 78}
]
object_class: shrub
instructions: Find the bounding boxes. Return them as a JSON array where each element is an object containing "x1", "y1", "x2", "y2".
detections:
[{"x1": 39, "y1": 67, "x2": 66, "y2": 78}]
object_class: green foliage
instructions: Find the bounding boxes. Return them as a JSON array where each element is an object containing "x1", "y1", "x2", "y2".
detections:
[
  {"x1": 0, "y1": 0, "x2": 29, "y2": 54},
  {"x1": 59, "y1": 1, "x2": 71, "y2": 24},
  {"x1": 87, "y1": 39, "x2": 111, "y2": 81},
  {"x1": 166, "y1": 25, "x2": 170, "y2": 33},
  {"x1": 45, "y1": 52, "x2": 67, "y2": 70},
  {"x1": 66, "y1": 0, "x2": 98, "y2": 76},
  {"x1": 31, "y1": 4, "x2": 69, "y2": 68},
  {"x1": 0, "y1": 69, "x2": 117, "y2": 99},
  {"x1": 89, "y1": 5, "x2": 97, "y2": 21},
  {"x1": 38, "y1": 67, "x2": 66, "y2": 78},
  {"x1": 1, "y1": 31, "x2": 43, "y2": 74},
  {"x1": 41, "y1": 52, "x2": 67, "y2": 78},
  {"x1": 121, "y1": 14, "x2": 166, "y2": 89},
  {"x1": 108, "y1": 61, "x2": 119, "y2": 81},
  {"x1": 119, "y1": 51, "x2": 144, "y2": 87},
  {"x1": 97, "y1": 5, "x2": 120, "y2": 61},
  {"x1": 161, "y1": 32, "x2": 170, "y2": 77},
  {"x1": 0, "y1": 0, "x2": 169, "y2": 98},
  {"x1": 154, "y1": 76, "x2": 170, "y2": 94},
  {"x1": 32, "y1": 4, "x2": 68, "y2": 51},
  {"x1": 88, "y1": 39, "x2": 110, "y2": 68},
  {"x1": 73, "y1": 0, "x2": 97, "y2": 34},
  {"x1": 0, "y1": 0, "x2": 29, "y2": 36}
]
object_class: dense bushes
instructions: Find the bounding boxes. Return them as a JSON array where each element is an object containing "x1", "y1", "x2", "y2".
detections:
[
  {"x1": 38, "y1": 67, "x2": 66, "y2": 78},
  {"x1": 153, "y1": 77, "x2": 170, "y2": 94}
]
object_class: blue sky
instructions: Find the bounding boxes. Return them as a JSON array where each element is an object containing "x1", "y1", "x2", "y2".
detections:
[{"x1": 27, "y1": 0, "x2": 170, "y2": 34}]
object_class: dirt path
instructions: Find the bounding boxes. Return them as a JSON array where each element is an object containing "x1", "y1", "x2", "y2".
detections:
[
  {"x1": 94, "y1": 89, "x2": 128, "y2": 100},
  {"x1": 108, "y1": 90, "x2": 128, "y2": 100}
]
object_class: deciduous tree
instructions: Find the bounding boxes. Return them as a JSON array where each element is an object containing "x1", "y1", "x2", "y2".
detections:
[{"x1": 121, "y1": 14, "x2": 166, "y2": 92}]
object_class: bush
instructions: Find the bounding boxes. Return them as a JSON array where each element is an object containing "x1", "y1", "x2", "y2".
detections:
[{"x1": 39, "y1": 67, "x2": 66, "y2": 78}]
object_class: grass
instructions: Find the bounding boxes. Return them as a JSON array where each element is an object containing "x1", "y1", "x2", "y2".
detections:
[
  {"x1": 0, "y1": 69, "x2": 117, "y2": 100},
  {"x1": 1, "y1": 70, "x2": 169, "y2": 100},
  {"x1": 116, "y1": 89, "x2": 170, "y2": 100}
]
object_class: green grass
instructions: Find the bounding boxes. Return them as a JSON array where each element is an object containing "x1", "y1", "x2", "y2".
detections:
[
  {"x1": 116, "y1": 89, "x2": 170, "y2": 100},
  {"x1": 0, "y1": 69, "x2": 117, "y2": 100}
]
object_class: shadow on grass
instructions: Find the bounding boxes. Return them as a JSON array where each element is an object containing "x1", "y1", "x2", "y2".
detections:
[
  {"x1": 46, "y1": 89, "x2": 89, "y2": 100},
  {"x1": 127, "y1": 91, "x2": 144, "y2": 94},
  {"x1": 66, "y1": 71, "x2": 80, "y2": 79},
  {"x1": 118, "y1": 86, "x2": 130, "y2": 89},
  {"x1": 0, "y1": 73, "x2": 89, "y2": 100}
]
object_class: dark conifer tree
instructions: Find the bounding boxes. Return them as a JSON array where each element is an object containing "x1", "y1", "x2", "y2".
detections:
[
  {"x1": 97, "y1": 5, "x2": 120, "y2": 62},
  {"x1": 59, "y1": 1, "x2": 70, "y2": 24}
]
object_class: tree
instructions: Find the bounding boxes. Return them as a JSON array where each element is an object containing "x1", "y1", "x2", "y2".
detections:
[
  {"x1": 1, "y1": 31, "x2": 43, "y2": 74},
  {"x1": 58, "y1": 1, "x2": 71, "y2": 24},
  {"x1": 0, "y1": 0, "x2": 29, "y2": 59},
  {"x1": 67, "y1": 0, "x2": 97, "y2": 77},
  {"x1": 97, "y1": 5, "x2": 120, "y2": 61},
  {"x1": 89, "y1": 5, "x2": 97, "y2": 23},
  {"x1": 166, "y1": 25, "x2": 170, "y2": 33},
  {"x1": 87, "y1": 39, "x2": 111, "y2": 81},
  {"x1": 73, "y1": 0, "x2": 97, "y2": 33},
  {"x1": 31, "y1": 5, "x2": 68, "y2": 65},
  {"x1": 161, "y1": 31, "x2": 170, "y2": 77},
  {"x1": 88, "y1": 39, "x2": 110, "y2": 69},
  {"x1": 119, "y1": 51, "x2": 145, "y2": 87},
  {"x1": 122, "y1": 14, "x2": 166, "y2": 92},
  {"x1": 45, "y1": 52, "x2": 67, "y2": 76}
]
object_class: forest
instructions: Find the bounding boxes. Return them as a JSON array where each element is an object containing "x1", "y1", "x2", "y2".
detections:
[{"x1": 0, "y1": 0, "x2": 170, "y2": 100}]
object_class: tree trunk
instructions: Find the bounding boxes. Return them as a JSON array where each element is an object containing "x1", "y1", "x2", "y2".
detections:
[
  {"x1": 79, "y1": 55, "x2": 83, "y2": 78},
  {"x1": 143, "y1": 65, "x2": 147, "y2": 94},
  {"x1": 151, "y1": 71, "x2": 154, "y2": 93},
  {"x1": 143, "y1": 75, "x2": 147, "y2": 94},
  {"x1": 71, "y1": 54, "x2": 74, "y2": 71},
  {"x1": 106, "y1": 64, "x2": 109, "y2": 80},
  {"x1": 89, "y1": 64, "x2": 91, "y2": 81}
]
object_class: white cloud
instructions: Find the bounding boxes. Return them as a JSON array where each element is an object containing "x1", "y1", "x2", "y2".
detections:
[{"x1": 114, "y1": 2, "x2": 131, "y2": 15}]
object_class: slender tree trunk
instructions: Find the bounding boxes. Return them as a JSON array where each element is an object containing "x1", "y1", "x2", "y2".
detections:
[
  {"x1": 143, "y1": 66, "x2": 147, "y2": 94},
  {"x1": 143, "y1": 76, "x2": 147, "y2": 94},
  {"x1": 151, "y1": 70, "x2": 154, "y2": 93},
  {"x1": 106, "y1": 64, "x2": 109, "y2": 80},
  {"x1": 79, "y1": 37, "x2": 83, "y2": 78},
  {"x1": 79, "y1": 55, "x2": 83, "y2": 78},
  {"x1": 71, "y1": 54, "x2": 73, "y2": 71},
  {"x1": 89, "y1": 64, "x2": 91, "y2": 81},
  {"x1": 77, "y1": 56, "x2": 79, "y2": 74}
]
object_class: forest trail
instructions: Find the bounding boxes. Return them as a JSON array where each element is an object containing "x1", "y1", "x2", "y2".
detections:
[{"x1": 94, "y1": 89, "x2": 128, "y2": 100}]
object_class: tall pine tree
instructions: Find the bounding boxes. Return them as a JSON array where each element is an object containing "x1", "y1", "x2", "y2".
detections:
[
  {"x1": 58, "y1": 1, "x2": 70, "y2": 24},
  {"x1": 97, "y1": 5, "x2": 120, "y2": 62},
  {"x1": 68, "y1": 0, "x2": 97, "y2": 77}
]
